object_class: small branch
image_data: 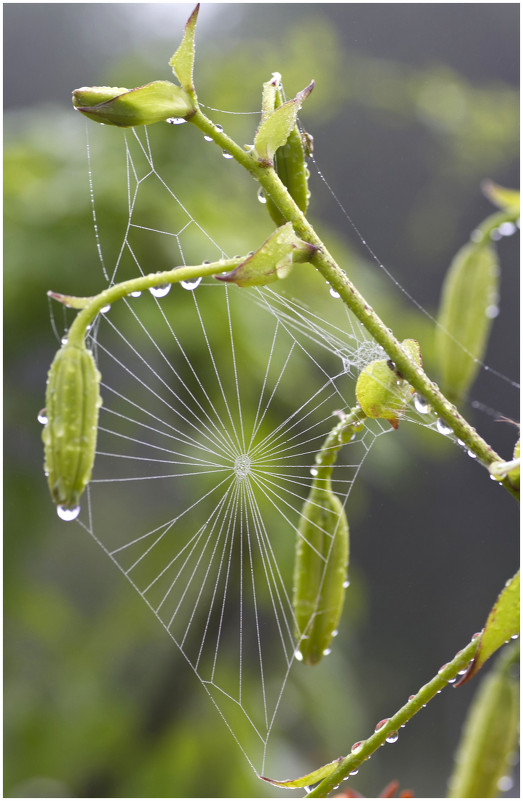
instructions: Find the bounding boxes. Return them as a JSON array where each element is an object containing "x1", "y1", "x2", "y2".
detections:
[
  {"x1": 306, "y1": 635, "x2": 480, "y2": 798},
  {"x1": 61, "y1": 258, "x2": 241, "y2": 348}
]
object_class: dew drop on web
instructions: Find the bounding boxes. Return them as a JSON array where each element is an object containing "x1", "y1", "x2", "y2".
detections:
[{"x1": 57, "y1": 505, "x2": 81, "y2": 522}]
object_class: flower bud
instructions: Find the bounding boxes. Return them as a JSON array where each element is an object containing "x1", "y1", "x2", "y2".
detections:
[{"x1": 72, "y1": 80, "x2": 196, "y2": 128}]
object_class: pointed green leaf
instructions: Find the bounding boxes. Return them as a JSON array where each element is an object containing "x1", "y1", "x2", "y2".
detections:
[
  {"x1": 435, "y1": 240, "x2": 499, "y2": 405},
  {"x1": 73, "y1": 81, "x2": 195, "y2": 127},
  {"x1": 169, "y1": 3, "x2": 199, "y2": 93},
  {"x1": 482, "y1": 180, "x2": 520, "y2": 213},
  {"x1": 455, "y1": 570, "x2": 519, "y2": 686},
  {"x1": 253, "y1": 81, "x2": 314, "y2": 165},
  {"x1": 261, "y1": 757, "x2": 342, "y2": 789},
  {"x1": 215, "y1": 223, "x2": 316, "y2": 287}
]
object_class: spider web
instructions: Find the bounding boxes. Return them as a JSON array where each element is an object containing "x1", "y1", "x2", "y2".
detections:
[{"x1": 47, "y1": 123, "x2": 492, "y2": 776}]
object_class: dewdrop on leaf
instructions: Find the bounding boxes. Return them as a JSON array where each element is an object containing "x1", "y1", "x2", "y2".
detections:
[{"x1": 355, "y1": 339, "x2": 422, "y2": 429}]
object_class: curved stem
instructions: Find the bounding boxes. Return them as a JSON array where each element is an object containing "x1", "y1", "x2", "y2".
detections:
[
  {"x1": 188, "y1": 108, "x2": 519, "y2": 501},
  {"x1": 306, "y1": 634, "x2": 480, "y2": 797},
  {"x1": 62, "y1": 258, "x2": 240, "y2": 347}
]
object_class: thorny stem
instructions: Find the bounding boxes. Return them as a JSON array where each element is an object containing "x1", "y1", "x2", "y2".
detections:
[
  {"x1": 188, "y1": 107, "x2": 519, "y2": 501},
  {"x1": 306, "y1": 635, "x2": 480, "y2": 798}
]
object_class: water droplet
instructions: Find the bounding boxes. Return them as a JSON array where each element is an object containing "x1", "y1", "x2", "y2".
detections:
[
  {"x1": 257, "y1": 187, "x2": 267, "y2": 204},
  {"x1": 149, "y1": 284, "x2": 171, "y2": 298},
  {"x1": 436, "y1": 418, "x2": 452, "y2": 435},
  {"x1": 438, "y1": 663, "x2": 448, "y2": 673},
  {"x1": 490, "y1": 228, "x2": 502, "y2": 241},
  {"x1": 375, "y1": 719, "x2": 389, "y2": 731},
  {"x1": 408, "y1": 695, "x2": 415, "y2": 701},
  {"x1": 499, "y1": 221, "x2": 517, "y2": 236},
  {"x1": 329, "y1": 287, "x2": 341, "y2": 299},
  {"x1": 310, "y1": 466, "x2": 318, "y2": 477},
  {"x1": 203, "y1": 134, "x2": 213, "y2": 142},
  {"x1": 222, "y1": 150, "x2": 233, "y2": 159},
  {"x1": 510, "y1": 633, "x2": 519, "y2": 640},
  {"x1": 349, "y1": 769, "x2": 358, "y2": 776},
  {"x1": 129, "y1": 290, "x2": 142, "y2": 298},
  {"x1": 470, "y1": 228, "x2": 482, "y2": 242},
  {"x1": 447, "y1": 676, "x2": 456, "y2": 684},
  {"x1": 294, "y1": 649, "x2": 303, "y2": 662},
  {"x1": 385, "y1": 732, "x2": 399, "y2": 744},
  {"x1": 343, "y1": 579, "x2": 350, "y2": 589},
  {"x1": 322, "y1": 648, "x2": 331, "y2": 656},
  {"x1": 413, "y1": 394, "x2": 430, "y2": 414},
  {"x1": 351, "y1": 741, "x2": 363, "y2": 753},
  {"x1": 57, "y1": 505, "x2": 80, "y2": 521},
  {"x1": 485, "y1": 304, "x2": 499, "y2": 319},
  {"x1": 331, "y1": 629, "x2": 338, "y2": 638},
  {"x1": 497, "y1": 775, "x2": 514, "y2": 792},
  {"x1": 37, "y1": 409, "x2": 48, "y2": 425},
  {"x1": 166, "y1": 117, "x2": 186, "y2": 125},
  {"x1": 100, "y1": 303, "x2": 111, "y2": 314},
  {"x1": 181, "y1": 277, "x2": 202, "y2": 291},
  {"x1": 215, "y1": 124, "x2": 224, "y2": 133},
  {"x1": 467, "y1": 450, "x2": 477, "y2": 459}
]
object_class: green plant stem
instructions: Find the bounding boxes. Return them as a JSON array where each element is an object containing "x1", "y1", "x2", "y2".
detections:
[
  {"x1": 188, "y1": 107, "x2": 519, "y2": 501},
  {"x1": 305, "y1": 634, "x2": 480, "y2": 798},
  {"x1": 62, "y1": 258, "x2": 240, "y2": 348}
]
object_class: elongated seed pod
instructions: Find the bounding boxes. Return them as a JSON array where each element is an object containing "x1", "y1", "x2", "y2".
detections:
[
  {"x1": 293, "y1": 485, "x2": 349, "y2": 665},
  {"x1": 264, "y1": 86, "x2": 310, "y2": 227},
  {"x1": 293, "y1": 411, "x2": 365, "y2": 665},
  {"x1": 447, "y1": 648, "x2": 519, "y2": 798},
  {"x1": 42, "y1": 342, "x2": 102, "y2": 515},
  {"x1": 436, "y1": 240, "x2": 499, "y2": 405}
]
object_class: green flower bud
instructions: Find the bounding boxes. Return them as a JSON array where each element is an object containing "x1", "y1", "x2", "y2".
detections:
[
  {"x1": 42, "y1": 342, "x2": 102, "y2": 517},
  {"x1": 72, "y1": 80, "x2": 196, "y2": 128}
]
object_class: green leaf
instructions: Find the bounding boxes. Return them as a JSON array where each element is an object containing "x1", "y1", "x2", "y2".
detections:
[
  {"x1": 253, "y1": 81, "x2": 314, "y2": 165},
  {"x1": 482, "y1": 180, "x2": 520, "y2": 213},
  {"x1": 261, "y1": 757, "x2": 342, "y2": 789},
  {"x1": 169, "y1": 3, "x2": 199, "y2": 94},
  {"x1": 435, "y1": 240, "x2": 499, "y2": 405},
  {"x1": 215, "y1": 223, "x2": 317, "y2": 287},
  {"x1": 72, "y1": 81, "x2": 195, "y2": 128},
  {"x1": 455, "y1": 570, "x2": 519, "y2": 686}
]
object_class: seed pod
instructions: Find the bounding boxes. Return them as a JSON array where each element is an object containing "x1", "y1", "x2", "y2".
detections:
[
  {"x1": 263, "y1": 85, "x2": 311, "y2": 227},
  {"x1": 42, "y1": 342, "x2": 102, "y2": 515},
  {"x1": 293, "y1": 484, "x2": 349, "y2": 665},
  {"x1": 72, "y1": 80, "x2": 196, "y2": 127},
  {"x1": 355, "y1": 339, "x2": 421, "y2": 429},
  {"x1": 436, "y1": 240, "x2": 499, "y2": 405},
  {"x1": 447, "y1": 648, "x2": 519, "y2": 798}
]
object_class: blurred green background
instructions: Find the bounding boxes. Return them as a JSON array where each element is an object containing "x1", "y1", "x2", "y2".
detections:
[{"x1": 4, "y1": 3, "x2": 519, "y2": 798}]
